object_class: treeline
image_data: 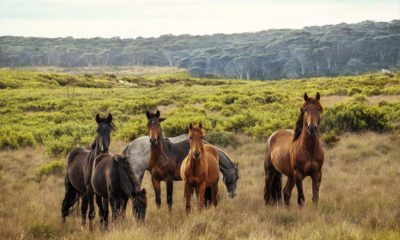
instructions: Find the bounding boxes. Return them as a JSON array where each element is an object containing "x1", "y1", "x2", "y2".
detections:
[{"x1": 1, "y1": 20, "x2": 399, "y2": 80}]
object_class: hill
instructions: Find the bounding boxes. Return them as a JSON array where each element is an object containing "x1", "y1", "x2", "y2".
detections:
[{"x1": 1, "y1": 20, "x2": 400, "y2": 80}]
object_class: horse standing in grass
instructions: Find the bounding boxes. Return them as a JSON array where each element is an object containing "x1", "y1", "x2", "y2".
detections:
[
  {"x1": 264, "y1": 93, "x2": 324, "y2": 207},
  {"x1": 61, "y1": 113, "x2": 114, "y2": 230},
  {"x1": 181, "y1": 123, "x2": 219, "y2": 212},
  {"x1": 91, "y1": 153, "x2": 147, "y2": 228},
  {"x1": 146, "y1": 110, "x2": 191, "y2": 210}
]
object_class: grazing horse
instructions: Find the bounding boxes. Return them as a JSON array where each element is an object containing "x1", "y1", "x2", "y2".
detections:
[
  {"x1": 91, "y1": 153, "x2": 147, "y2": 228},
  {"x1": 122, "y1": 134, "x2": 239, "y2": 199},
  {"x1": 146, "y1": 110, "x2": 190, "y2": 210},
  {"x1": 61, "y1": 113, "x2": 114, "y2": 229},
  {"x1": 181, "y1": 123, "x2": 219, "y2": 212},
  {"x1": 264, "y1": 93, "x2": 324, "y2": 207}
]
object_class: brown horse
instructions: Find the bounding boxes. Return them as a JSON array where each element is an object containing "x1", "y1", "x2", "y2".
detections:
[
  {"x1": 146, "y1": 110, "x2": 191, "y2": 210},
  {"x1": 181, "y1": 123, "x2": 219, "y2": 212},
  {"x1": 61, "y1": 113, "x2": 114, "y2": 229},
  {"x1": 264, "y1": 93, "x2": 324, "y2": 207},
  {"x1": 91, "y1": 153, "x2": 147, "y2": 228}
]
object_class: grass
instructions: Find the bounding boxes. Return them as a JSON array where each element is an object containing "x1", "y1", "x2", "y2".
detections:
[
  {"x1": 0, "y1": 68, "x2": 399, "y2": 239},
  {"x1": 0, "y1": 131, "x2": 399, "y2": 239}
]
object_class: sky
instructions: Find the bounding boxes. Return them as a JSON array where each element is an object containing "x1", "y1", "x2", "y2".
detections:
[{"x1": 0, "y1": 0, "x2": 399, "y2": 38}]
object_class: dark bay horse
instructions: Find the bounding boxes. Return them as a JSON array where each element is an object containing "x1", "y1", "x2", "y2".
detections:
[
  {"x1": 146, "y1": 110, "x2": 190, "y2": 210},
  {"x1": 181, "y1": 123, "x2": 219, "y2": 212},
  {"x1": 264, "y1": 93, "x2": 324, "y2": 207},
  {"x1": 91, "y1": 153, "x2": 147, "y2": 228},
  {"x1": 61, "y1": 113, "x2": 114, "y2": 229}
]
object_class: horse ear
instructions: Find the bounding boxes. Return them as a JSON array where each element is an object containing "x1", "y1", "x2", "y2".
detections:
[
  {"x1": 106, "y1": 113, "x2": 113, "y2": 123},
  {"x1": 146, "y1": 110, "x2": 152, "y2": 119},
  {"x1": 303, "y1": 93, "x2": 309, "y2": 101},
  {"x1": 113, "y1": 156, "x2": 120, "y2": 162},
  {"x1": 95, "y1": 113, "x2": 101, "y2": 123},
  {"x1": 156, "y1": 110, "x2": 160, "y2": 118},
  {"x1": 199, "y1": 122, "x2": 203, "y2": 129},
  {"x1": 189, "y1": 123, "x2": 193, "y2": 130},
  {"x1": 159, "y1": 118, "x2": 166, "y2": 122},
  {"x1": 141, "y1": 188, "x2": 146, "y2": 195},
  {"x1": 316, "y1": 92, "x2": 320, "y2": 101}
]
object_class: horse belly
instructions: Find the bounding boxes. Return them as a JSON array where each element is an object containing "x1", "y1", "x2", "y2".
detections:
[{"x1": 270, "y1": 146, "x2": 292, "y2": 176}]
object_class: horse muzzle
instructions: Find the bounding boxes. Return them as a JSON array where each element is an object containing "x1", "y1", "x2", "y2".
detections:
[
  {"x1": 307, "y1": 124, "x2": 317, "y2": 136},
  {"x1": 149, "y1": 138, "x2": 158, "y2": 146},
  {"x1": 228, "y1": 191, "x2": 237, "y2": 198}
]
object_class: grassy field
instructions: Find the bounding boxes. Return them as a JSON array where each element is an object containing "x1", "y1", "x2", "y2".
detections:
[{"x1": 0, "y1": 67, "x2": 400, "y2": 239}]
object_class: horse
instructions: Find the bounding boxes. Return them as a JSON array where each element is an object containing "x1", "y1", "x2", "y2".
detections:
[
  {"x1": 264, "y1": 93, "x2": 324, "y2": 207},
  {"x1": 91, "y1": 153, "x2": 147, "y2": 228},
  {"x1": 146, "y1": 110, "x2": 191, "y2": 210},
  {"x1": 61, "y1": 113, "x2": 114, "y2": 230},
  {"x1": 181, "y1": 123, "x2": 219, "y2": 212},
  {"x1": 122, "y1": 134, "x2": 239, "y2": 199}
]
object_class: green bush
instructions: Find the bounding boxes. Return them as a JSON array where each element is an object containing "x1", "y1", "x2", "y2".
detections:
[
  {"x1": 37, "y1": 159, "x2": 66, "y2": 177},
  {"x1": 205, "y1": 130, "x2": 240, "y2": 148},
  {"x1": 322, "y1": 101, "x2": 391, "y2": 134},
  {"x1": 45, "y1": 135, "x2": 76, "y2": 156},
  {"x1": 0, "y1": 127, "x2": 36, "y2": 149},
  {"x1": 322, "y1": 131, "x2": 340, "y2": 147}
]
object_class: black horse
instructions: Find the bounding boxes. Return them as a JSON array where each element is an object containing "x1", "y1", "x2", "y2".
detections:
[
  {"x1": 61, "y1": 113, "x2": 114, "y2": 230},
  {"x1": 92, "y1": 153, "x2": 147, "y2": 228}
]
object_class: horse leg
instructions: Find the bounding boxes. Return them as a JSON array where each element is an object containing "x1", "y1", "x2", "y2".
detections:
[
  {"x1": 294, "y1": 170, "x2": 305, "y2": 207},
  {"x1": 196, "y1": 182, "x2": 206, "y2": 211},
  {"x1": 184, "y1": 182, "x2": 192, "y2": 213},
  {"x1": 166, "y1": 178, "x2": 173, "y2": 211},
  {"x1": 96, "y1": 195, "x2": 104, "y2": 225},
  {"x1": 211, "y1": 181, "x2": 219, "y2": 207},
  {"x1": 151, "y1": 177, "x2": 161, "y2": 209},
  {"x1": 102, "y1": 198, "x2": 109, "y2": 230},
  {"x1": 61, "y1": 175, "x2": 78, "y2": 222},
  {"x1": 121, "y1": 198, "x2": 128, "y2": 220},
  {"x1": 283, "y1": 176, "x2": 295, "y2": 207},
  {"x1": 110, "y1": 195, "x2": 118, "y2": 222},
  {"x1": 264, "y1": 167, "x2": 277, "y2": 205},
  {"x1": 81, "y1": 193, "x2": 88, "y2": 226},
  {"x1": 312, "y1": 171, "x2": 322, "y2": 206},
  {"x1": 87, "y1": 186, "x2": 95, "y2": 232}
]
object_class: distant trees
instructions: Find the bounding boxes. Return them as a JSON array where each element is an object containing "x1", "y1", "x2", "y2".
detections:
[{"x1": 1, "y1": 20, "x2": 399, "y2": 79}]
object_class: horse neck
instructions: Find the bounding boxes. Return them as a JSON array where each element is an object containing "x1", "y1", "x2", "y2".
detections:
[
  {"x1": 298, "y1": 125, "x2": 320, "y2": 156},
  {"x1": 150, "y1": 135, "x2": 168, "y2": 161}
]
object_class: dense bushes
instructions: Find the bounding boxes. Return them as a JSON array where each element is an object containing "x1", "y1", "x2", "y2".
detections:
[
  {"x1": 1, "y1": 69, "x2": 399, "y2": 156},
  {"x1": 322, "y1": 101, "x2": 391, "y2": 134}
]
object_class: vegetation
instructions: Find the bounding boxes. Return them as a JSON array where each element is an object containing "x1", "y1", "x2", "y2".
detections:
[
  {"x1": 0, "y1": 67, "x2": 399, "y2": 239},
  {"x1": 0, "y1": 131, "x2": 399, "y2": 239},
  {"x1": 1, "y1": 20, "x2": 400, "y2": 79},
  {"x1": 1, "y1": 69, "x2": 399, "y2": 157}
]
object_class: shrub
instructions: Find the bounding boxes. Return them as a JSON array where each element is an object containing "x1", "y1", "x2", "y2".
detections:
[
  {"x1": 205, "y1": 130, "x2": 240, "y2": 148},
  {"x1": 37, "y1": 159, "x2": 66, "y2": 177},
  {"x1": 45, "y1": 135, "x2": 75, "y2": 156},
  {"x1": 117, "y1": 117, "x2": 147, "y2": 141},
  {"x1": 0, "y1": 127, "x2": 36, "y2": 149},
  {"x1": 322, "y1": 101, "x2": 391, "y2": 134},
  {"x1": 322, "y1": 131, "x2": 340, "y2": 148}
]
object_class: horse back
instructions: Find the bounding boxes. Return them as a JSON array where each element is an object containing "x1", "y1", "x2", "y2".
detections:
[
  {"x1": 66, "y1": 147, "x2": 90, "y2": 193},
  {"x1": 267, "y1": 129, "x2": 294, "y2": 176}
]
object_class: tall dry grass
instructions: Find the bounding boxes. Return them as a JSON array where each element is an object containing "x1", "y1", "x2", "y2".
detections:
[{"x1": 0, "y1": 131, "x2": 399, "y2": 240}]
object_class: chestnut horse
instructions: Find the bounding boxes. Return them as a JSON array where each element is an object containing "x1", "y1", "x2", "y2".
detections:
[
  {"x1": 61, "y1": 113, "x2": 114, "y2": 229},
  {"x1": 264, "y1": 93, "x2": 324, "y2": 207},
  {"x1": 181, "y1": 123, "x2": 219, "y2": 212}
]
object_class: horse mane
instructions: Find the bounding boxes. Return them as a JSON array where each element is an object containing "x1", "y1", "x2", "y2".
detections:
[{"x1": 293, "y1": 108, "x2": 305, "y2": 142}]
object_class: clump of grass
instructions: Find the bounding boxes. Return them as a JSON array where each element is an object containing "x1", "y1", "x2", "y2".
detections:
[{"x1": 37, "y1": 159, "x2": 65, "y2": 178}]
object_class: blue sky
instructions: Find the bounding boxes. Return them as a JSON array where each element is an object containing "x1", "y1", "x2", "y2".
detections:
[{"x1": 0, "y1": 0, "x2": 399, "y2": 38}]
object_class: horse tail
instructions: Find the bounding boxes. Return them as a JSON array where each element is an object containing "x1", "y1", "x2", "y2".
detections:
[
  {"x1": 270, "y1": 170, "x2": 282, "y2": 204},
  {"x1": 61, "y1": 172, "x2": 79, "y2": 222}
]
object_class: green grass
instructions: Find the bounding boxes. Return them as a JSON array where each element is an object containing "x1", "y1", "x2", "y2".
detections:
[{"x1": 1, "y1": 69, "x2": 399, "y2": 157}]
